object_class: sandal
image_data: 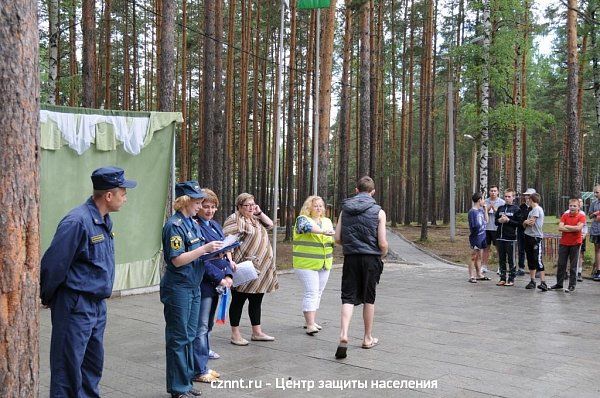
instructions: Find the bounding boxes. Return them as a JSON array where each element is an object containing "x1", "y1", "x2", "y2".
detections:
[
  {"x1": 469, "y1": 277, "x2": 477, "y2": 283},
  {"x1": 335, "y1": 342, "x2": 348, "y2": 359},
  {"x1": 477, "y1": 276, "x2": 491, "y2": 281}
]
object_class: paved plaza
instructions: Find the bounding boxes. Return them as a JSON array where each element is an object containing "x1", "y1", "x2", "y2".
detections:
[{"x1": 40, "y1": 231, "x2": 600, "y2": 397}]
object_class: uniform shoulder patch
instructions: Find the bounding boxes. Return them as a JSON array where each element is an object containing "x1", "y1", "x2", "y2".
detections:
[
  {"x1": 170, "y1": 235, "x2": 183, "y2": 250},
  {"x1": 91, "y1": 234, "x2": 105, "y2": 244}
]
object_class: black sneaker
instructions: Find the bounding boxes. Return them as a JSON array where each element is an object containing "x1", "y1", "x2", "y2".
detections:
[
  {"x1": 549, "y1": 284, "x2": 563, "y2": 290},
  {"x1": 577, "y1": 273, "x2": 583, "y2": 282},
  {"x1": 568, "y1": 286, "x2": 575, "y2": 292},
  {"x1": 525, "y1": 280, "x2": 536, "y2": 289},
  {"x1": 538, "y1": 281, "x2": 548, "y2": 292},
  {"x1": 517, "y1": 269, "x2": 526, "y2": 276}
]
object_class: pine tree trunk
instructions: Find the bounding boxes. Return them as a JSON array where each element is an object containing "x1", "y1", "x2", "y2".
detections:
[
  {"x1": 302, "y1": 12, "x2": 315, "y2": 198},
  {"x1": 214, "y1": 0, "x2": 225, "y2": 209},
  {"x1": 337, "y1": 1, "x2": 353, "y2": 215},
  {"x1": 0, "y1": 0, "x2": 40, "y2": 393},
  {"x1": 82, "y1": 0, "x2": 96, "y2": 107},
  {"x1": 285, "y1": 0, "x2": 298, "y2": 241},
  {"x1": 238, "y1": 1, "x2": 252, "y2": 193},
  {"x1": 317, "y1": 0, "x2": 337, "y2": 200},
  {"x1": 69, "y1": 0, "x2": 77, "y2": 106},
  {"x1": 359, "y1": 0, "x2": 371, "y2": 177},
  {"x1": 224, "y1": 0, "x2": 236, "y2": 215},
  {"x1": 201, "y1": 0, "x2": 216, "y2": 186},
  {"x1": 404, "y1": 4, "x2": 415, "y2": 225},
  {"x1": 179, "y1": 0, "x2": 189, "y2": 181},
  {"x1": 103, "y1": 0, "x2": 112, "y2": 108},
  {"x1": 158, "y1": 0, "x2": 175, "y2": 111}
]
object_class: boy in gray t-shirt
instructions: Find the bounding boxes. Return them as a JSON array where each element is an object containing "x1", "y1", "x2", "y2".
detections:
[
  {"x1": 523, "y1": 193, "x2": 547, "y2": 291},
  {"x1": 482, "y1": 186, "x2": 505, "y2": 273}
]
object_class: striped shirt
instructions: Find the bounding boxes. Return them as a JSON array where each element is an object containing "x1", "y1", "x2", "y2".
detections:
[{"x1": 223, "y1": 211, "x2": 279, "y2": 294}]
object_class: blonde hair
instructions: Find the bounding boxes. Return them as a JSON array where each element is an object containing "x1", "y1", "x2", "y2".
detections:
[
  {"x1": 201, "y1": 188, "x2": 219, "y2": 207},
  {"x1": 299, "y1": 196, "x2": 325, "y2": 217},
  {"x1": 173, "y1": 195, "x2": 191, "y2": 211},
  {"x1": 235, "y1": 193, "x2": 255, "y2": 209}
]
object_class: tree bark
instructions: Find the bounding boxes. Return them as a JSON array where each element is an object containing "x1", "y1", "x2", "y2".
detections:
[
  {"x1": 337, "y1": 1, "x2": 353, "y2": 215},
  {"x1": 214, "y1": 0, "x2": 225, "y2": 211},
  {"x1": 82, "y1": 0, "x2": 96, "y2": 107},
  {"x1": 0, "y1": 0, "x2": 40, "y2": 394},
  {"x1": 285, "y1": 0, "x2": 298, "y2": 241},
  {"x1": 69, "y1": 0, "x2": 77, "y2": 106},
  {"x1": 201, "y1": 0, "x2": 216, "y2": 186},
  {"x1": 566, "y1": 0, "x2": 581, "y2": 197},
  {"x1": 103, "y1": 0, "x2": 112, "y2": 109},
  {"x1": 158, "y1": 0, "x2": 175, "y2": 111},
  {"x1": 317, "y1": 0, "x2": 337, "y2": 200},
  {"x1": 358, "y1": 0, "x2": 371, "y2": 177},
  {"x1": 404, "y1": 3, "x2": 415, "y2": 225}
]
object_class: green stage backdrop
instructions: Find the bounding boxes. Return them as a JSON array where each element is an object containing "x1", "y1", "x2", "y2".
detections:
[{"x1": 40, "y1": 104, "x2": 182, "y2": 291}]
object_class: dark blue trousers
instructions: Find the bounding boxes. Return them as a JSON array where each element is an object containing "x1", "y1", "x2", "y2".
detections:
[
  {"x1": 50, "y1": 288, "x2": 106, "y2": 398},
  {"x1": 160, "y1": 286, "x2": 200, "y2": 395}
]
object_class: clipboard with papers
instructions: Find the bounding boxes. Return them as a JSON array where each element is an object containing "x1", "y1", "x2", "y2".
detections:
[{"x1": 199, "y1": 234, "x2": 240, "y2": 261}]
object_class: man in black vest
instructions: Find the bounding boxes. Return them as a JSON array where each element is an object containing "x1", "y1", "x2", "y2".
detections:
[{"x1": 333, "y1": 176, "x2": 388, "y2": 359}]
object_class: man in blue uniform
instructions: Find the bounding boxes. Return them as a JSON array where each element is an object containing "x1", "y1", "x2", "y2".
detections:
[{"x1": 40, "y1": 166, "x2": 136, "y2": 398}]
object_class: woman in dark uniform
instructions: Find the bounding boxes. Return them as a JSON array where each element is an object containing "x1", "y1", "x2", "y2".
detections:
[{"x1": 161, "y1": 181, "x2": 223, "y2": 398}]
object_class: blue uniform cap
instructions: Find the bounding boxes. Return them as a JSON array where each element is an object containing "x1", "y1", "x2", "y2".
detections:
[
  {"x1": 175, "y1": 181, "x2": 205, "y2": 199},
  {"x1": 91, "y1": 166, "x2": 137, "y2": 190}
]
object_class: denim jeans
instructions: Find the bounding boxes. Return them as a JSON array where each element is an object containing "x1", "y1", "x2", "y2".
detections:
[
  {"x1": 193, "y1": 294, "x2": 218, "y2": 376},
  {"x1": 160, "y1": 286, "x2": 200, "y2": 395}
]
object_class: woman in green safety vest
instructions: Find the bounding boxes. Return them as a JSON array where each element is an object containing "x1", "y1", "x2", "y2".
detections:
[{"x1": 293, "y1": 196, "x2": 335, "y2": 335}]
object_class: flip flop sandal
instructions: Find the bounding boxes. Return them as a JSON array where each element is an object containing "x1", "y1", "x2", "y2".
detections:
[
  {"x1": 335, "y1": 342, "x2": 348, "y2": 359},
  {"x1": 469, "y1": 278, "x2": 477, "y2": 283},
  {"x1": 477, "y1": 276, "x2": 491, "y2": 281},
  {"x1": 361, "y1": 338, "x2": 379, "y2": 349}
]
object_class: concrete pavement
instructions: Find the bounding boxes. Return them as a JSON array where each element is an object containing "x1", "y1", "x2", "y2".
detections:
[{"x1": 39, "y1": 230, "x2": 600, "y2": 397}]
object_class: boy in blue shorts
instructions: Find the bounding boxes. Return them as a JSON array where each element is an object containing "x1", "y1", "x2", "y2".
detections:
[{"x1": 468, "y1": 192, "x2": 490, "y2": 283}]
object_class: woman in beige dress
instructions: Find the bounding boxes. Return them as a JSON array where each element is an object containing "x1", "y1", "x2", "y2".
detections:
[{"x1": 223, "y1": 193, "x2": 279, "y2": 345}]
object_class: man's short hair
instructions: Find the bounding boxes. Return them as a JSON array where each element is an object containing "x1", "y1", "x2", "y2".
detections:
[
  {"x1": 489, "y1": 185, "x2": 499, "y2": 191},
  {"x1": 504, "y1": 188, "x2": 515, "y2": 195},
  {"x1": 530, "y1": 193, "x2": 540, "y2": 203},
  {"x1": 356, "y1": 176, "x2": 375, "y2": 193},
  {"x1": 472, "y1": 192, "x2": 482, "y2": 203},
  {"x1": 92, "y1": 188, "x2": 119, "y2": 199}
]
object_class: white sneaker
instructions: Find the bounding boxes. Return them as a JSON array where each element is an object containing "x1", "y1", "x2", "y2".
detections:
[{"x1": 481, "y1": 266, "x2": 489, "y2": 274}]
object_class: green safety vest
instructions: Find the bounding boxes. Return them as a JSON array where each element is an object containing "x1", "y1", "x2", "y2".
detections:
[{"x1": 292, "y1": 216, "x2": 335, "y2": 270}]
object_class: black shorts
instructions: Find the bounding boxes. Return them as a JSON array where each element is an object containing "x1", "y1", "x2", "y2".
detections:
[
  {"x1": 341, "y1": 254, "x2": 383, "y2": 305},
  {"x1": 486, "y1": 230, "x2": 498, "y2": 246},
  {"x1": 524, "y1": 235, "x2": 544, "y2": 271},
  {"x1": 590, "y1": 235, "x2": 600, "y2": 244}
]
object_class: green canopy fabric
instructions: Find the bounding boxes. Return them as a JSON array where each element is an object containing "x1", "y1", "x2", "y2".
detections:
[{"x1": 40, "y1": 105, "x2": 182, "y2": 292}]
